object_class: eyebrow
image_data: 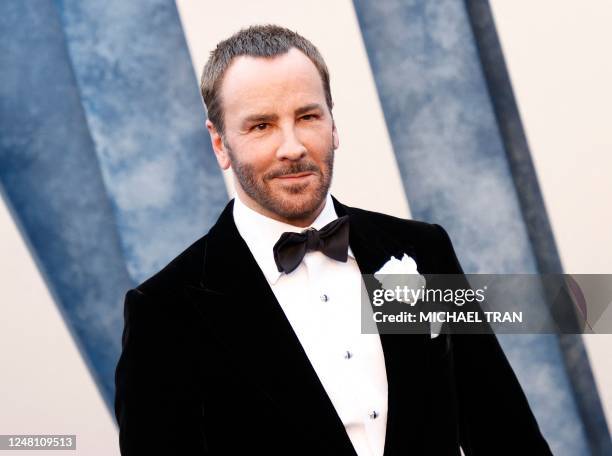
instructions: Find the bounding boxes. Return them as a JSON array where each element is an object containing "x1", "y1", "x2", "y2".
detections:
[
  {"x1": 295, "y1": 103, "x2": 323, "y2": 117},
  {"x1": 242, "y1": 113, "x2": 278, "y2": 125},
  {"x1": 241, "y1": 103, "x2": 324, "y2": 126}
]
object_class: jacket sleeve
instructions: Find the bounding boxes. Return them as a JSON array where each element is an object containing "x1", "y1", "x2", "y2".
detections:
[
  {"x1": 114, "y1": 288, "x2": 208, "y2": 455},
  {"x1": 432, "y1": 224, "x2": 553, "y2": 455}
]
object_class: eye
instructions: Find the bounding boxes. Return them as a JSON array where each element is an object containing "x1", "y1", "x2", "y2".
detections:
[
  {"x1": 301, "y1": 114, "x2": 317, "y2": 121},
  {"x1": 253, "y1": 123, "x2": 268, "y2": 131}
]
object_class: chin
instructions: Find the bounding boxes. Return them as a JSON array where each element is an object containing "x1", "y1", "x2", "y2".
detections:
[{"x1": 270, "y1": 192, "x2": 326, "y2": 220}]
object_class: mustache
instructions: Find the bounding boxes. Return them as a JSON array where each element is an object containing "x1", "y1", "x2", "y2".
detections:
[{"x1": 265, "y1": 162, "x2": 321, "y2": 180}]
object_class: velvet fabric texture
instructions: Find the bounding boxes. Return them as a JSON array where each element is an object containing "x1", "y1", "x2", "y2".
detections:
[{"x1": 114, "y1": 197, "x2": 552, "y2": 455}]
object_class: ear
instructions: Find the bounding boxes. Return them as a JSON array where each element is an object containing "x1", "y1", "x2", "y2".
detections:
[
  {"x1": 332, "y1": 120, "x2": 340, "y2": 150},
  {"x1": 206, "y1": 119, "x2": 231, "y2": 170}
]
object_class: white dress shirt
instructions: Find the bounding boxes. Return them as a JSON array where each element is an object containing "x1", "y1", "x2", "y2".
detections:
[{"x1": 233, "y1": 193, "x2": 388, "y2": 456}]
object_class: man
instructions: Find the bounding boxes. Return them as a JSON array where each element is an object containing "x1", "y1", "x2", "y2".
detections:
[{"x1": 114, "y1": 25, "x2": 551, "y2": 455}]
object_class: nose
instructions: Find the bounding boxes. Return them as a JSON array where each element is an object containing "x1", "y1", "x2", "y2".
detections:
[{"x1": 276, "y1": 125, "x2": 307, "y2": 161}]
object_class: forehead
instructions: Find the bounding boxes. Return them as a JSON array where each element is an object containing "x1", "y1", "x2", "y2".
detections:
[{"x1": 219, "y1": 48, "x2": 326, "y2": 117}]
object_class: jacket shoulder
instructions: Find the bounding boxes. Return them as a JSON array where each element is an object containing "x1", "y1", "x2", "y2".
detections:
[
  {"x1": 343, "y1": 203, "x2": 461, "y2": 273},
  {"x1": 344, "y1": 204, "x2": 446, "y2": 242},
  {"x1": 135, "y1": 234, "x2": 208, "y2": 298}
]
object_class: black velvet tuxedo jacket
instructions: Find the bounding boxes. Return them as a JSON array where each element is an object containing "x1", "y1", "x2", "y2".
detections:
[{"x1": 114, "y1": 197, "x2": 552, "y2": 455}]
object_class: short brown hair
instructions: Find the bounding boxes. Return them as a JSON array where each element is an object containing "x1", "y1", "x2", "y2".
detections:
[{"x1": 200, "y1": 24, "x2": 333, "y2": 135}]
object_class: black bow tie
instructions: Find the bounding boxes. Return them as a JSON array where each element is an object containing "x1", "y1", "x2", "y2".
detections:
[{"x1": 273, "y1": 216, "x2": 350, "y2": 274}]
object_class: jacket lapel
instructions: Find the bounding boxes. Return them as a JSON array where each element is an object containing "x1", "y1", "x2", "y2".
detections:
[
  {"x1": 184, "y1": 200, "x2": 356, "y2": 454},
  {"x1": 334, "y1": 197, "x2": 431, "y2": 454}
]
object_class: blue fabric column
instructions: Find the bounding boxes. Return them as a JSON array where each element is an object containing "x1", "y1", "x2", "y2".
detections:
[
  {"x1": 466, "y1": 2, "x2": 610, "y2": 454},
  {"x1": 54, "y1": 0, "x2": 228, "y2": 284},
  {"x1": 1, "y1": 0, "x2": 228, "y2": 409},
  {"x1": 0, "y1": 1, "x2": 132, "y2": 405},
  {"x1": 352, "y1": 0, "x2": 597, "y2": 454}
]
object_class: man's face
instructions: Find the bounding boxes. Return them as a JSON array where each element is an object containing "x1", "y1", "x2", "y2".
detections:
[{"x1": 206, "y1": 48, "x2": 339, "y2": 226}]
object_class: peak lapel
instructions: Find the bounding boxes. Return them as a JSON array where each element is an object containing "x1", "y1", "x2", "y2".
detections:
[
  {"x1": 331, "y1": 197, "x2": 395, "y2": 275},
  {"x1": 183, "y1": 200, "x2": 356, "y2": 454}
]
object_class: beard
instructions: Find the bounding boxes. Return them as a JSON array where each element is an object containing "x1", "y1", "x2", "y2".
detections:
[{"x1": 226, "y1": 144, "x2": 334, "y2": 222}]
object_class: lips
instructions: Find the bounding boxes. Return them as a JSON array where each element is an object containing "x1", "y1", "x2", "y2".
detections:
[{"x1": 277, "y1": 172, "x2": 313, "y2": 179}]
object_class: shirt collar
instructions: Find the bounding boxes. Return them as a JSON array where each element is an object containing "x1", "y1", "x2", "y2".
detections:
[{"x1": 233, "y1": 193, "x2": 354, "y2": 284}]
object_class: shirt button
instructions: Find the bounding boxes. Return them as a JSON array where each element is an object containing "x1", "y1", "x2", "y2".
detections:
[
  {"x1": 320, "y1": 294, "x2": 329, "y2": 302},
  {"x1": 344, "y1": 350, "x2": 353, "y2": 360},
  {"x1": 369, "y1": 410, "x2": 379, "y2": 420}
]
